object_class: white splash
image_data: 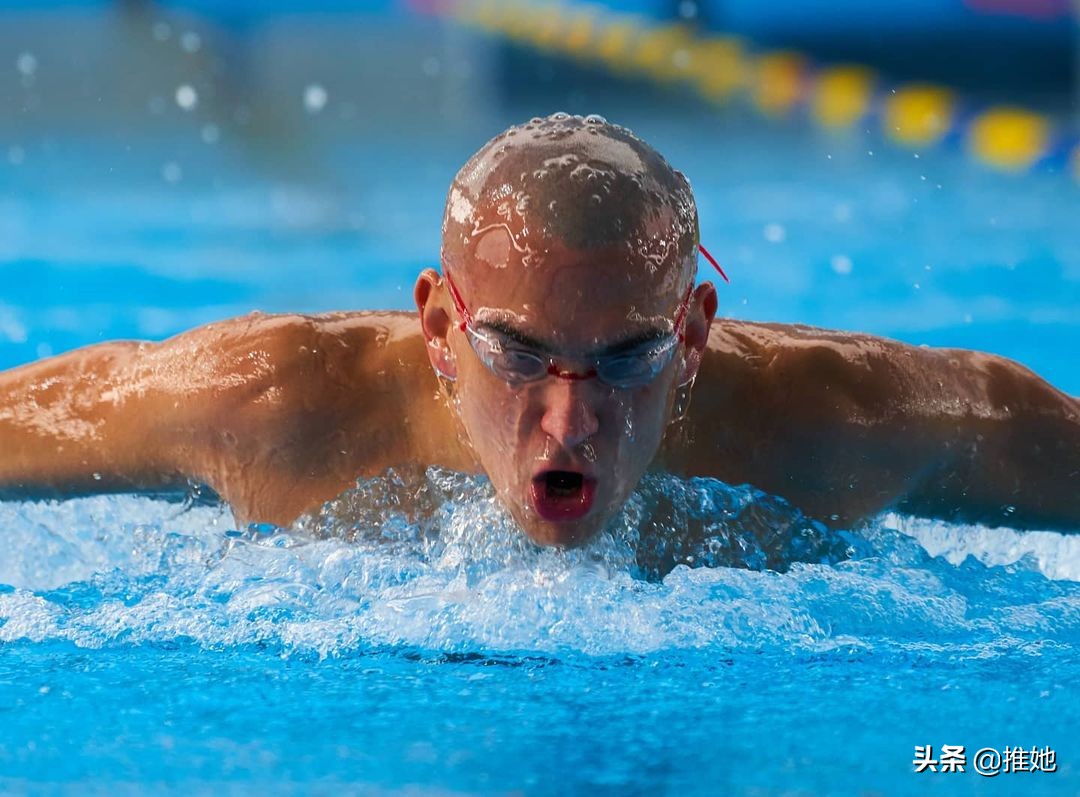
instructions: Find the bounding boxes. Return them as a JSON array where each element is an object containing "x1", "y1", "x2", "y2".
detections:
[{"x1": 0, "y1": 471, "x2": 1076, "y2": 660}]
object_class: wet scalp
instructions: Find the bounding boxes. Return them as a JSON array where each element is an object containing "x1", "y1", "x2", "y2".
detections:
[{"x1": 442, "y1": 113, "x2": 699, "y2": 280}]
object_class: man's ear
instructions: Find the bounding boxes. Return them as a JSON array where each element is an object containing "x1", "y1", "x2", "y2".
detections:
[
  {"x1": 679, "y1": 281, "x2": 718, "y2": 385},
  {"x1": 414, "y1": 268, "x2": 458, "y2": 380}
]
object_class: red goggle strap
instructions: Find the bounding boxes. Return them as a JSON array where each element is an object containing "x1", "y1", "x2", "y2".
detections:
[
  {"x1": 698, "y1": 243, "x2": 729, "y2": 283},
  {"x1": 672, "y1": 283, "x2": 694, "y2": 342},
  {"x1": 443, "y1": 269, "x2": 472, "y2": 331}
]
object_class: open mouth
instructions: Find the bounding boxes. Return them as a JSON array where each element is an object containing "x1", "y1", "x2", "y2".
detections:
[{"x1": 530, "y1": 470, "x2": 597, "y2": 522}]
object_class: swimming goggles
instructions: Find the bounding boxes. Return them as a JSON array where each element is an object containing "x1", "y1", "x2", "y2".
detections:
[{"x1": 444, "y1": 244, "x2": 729, "y2": 389}]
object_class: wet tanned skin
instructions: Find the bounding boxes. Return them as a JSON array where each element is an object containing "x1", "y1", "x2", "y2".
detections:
[
  {"x1": 0, "y1": 309, "x2": 1077, "y2": 535},
  {"x1": 1, "y1": 114, "x2": 1077, "y2": 541}
]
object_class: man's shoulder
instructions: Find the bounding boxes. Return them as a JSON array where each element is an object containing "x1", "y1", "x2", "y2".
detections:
[
  {"x1": 155, "y1": 309, "x2": 427, "y2": 403},
  {"x1": 170, "y1": 310, "x2": 421, "y2": 368},
  {"x1": 708, "y1": 318, "x2": 906, "y2": 355},
  {"x1": 176, "y1": 310, "x2": 419, "y2": 346}
]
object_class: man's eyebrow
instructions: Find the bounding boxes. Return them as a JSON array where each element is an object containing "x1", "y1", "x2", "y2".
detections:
[
  {"x1": 598, "y1": 328, "x2": 668, "y2": 355},
  {"x1": 477, "y1": 322, "x2": 669, "y2": 356},
  {"x1": 477, "y1": 321, "x2": 554, "y2": 352}
]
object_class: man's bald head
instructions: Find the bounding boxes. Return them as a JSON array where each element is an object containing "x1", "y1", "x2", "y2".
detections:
[{"x1": 441, "y1": 113, "x2": 698, "y2": 285}]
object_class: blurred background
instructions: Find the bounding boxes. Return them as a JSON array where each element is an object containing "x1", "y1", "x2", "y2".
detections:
[{"x1": 1, "y1": 0, "x2": 1078, "y2": 390}]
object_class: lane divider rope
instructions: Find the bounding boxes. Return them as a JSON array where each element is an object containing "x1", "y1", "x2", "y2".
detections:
[{"x1": 433, "y1": 0, "x2": 1080, "y2": 183}]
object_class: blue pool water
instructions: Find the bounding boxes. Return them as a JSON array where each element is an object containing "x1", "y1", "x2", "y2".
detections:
[{"x1": 2, "y1": 45, "x2": 1079, "y2": 796}]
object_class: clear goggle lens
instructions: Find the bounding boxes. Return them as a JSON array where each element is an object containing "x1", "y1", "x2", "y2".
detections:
[{"x1": 466, "y1": 327, "x2": 679, "y2": 389}]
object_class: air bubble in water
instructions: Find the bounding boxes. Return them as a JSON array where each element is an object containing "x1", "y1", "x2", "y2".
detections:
[{"x1": 200, "y1": 124, "x2": 219, "y2": 144}]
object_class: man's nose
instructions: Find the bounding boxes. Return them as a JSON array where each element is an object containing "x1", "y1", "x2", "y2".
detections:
[{"x1": 539, "y1": 378, "x2": 600, "y2": 449}]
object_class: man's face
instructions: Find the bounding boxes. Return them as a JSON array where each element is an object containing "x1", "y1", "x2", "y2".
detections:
[{"x1": 439, "y1": 228, "x2": 692, "y2": 547}]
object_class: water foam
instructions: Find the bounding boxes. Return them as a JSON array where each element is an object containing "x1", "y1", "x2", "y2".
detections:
[{"x1": 1, "y1": 470, "x2": 1077, "y2": 659}]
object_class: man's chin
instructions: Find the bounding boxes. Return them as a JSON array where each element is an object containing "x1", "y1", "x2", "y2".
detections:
[
  {"x1": 520, "y1": 517, "x2": 602, "y2": 548},
  {"x1": 497, "y1": 491, "x2": 605, "y2": 547}
]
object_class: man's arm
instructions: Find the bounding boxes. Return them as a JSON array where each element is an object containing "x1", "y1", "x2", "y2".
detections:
[
  {"x1": 0, "y1": 313, "x2": 374, "y2": 524},
  {"x1": 674, "y1": 320, "x2": 1080, "y2": 531},
  {"x1": 0, "y1": 339, "x2": 187, "y2": 499}
]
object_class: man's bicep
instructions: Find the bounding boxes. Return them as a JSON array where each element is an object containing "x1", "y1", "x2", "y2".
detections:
[
  {"x1": 0, "y1": 339, "x2": 187, "y2": 496},
  {"x1": 897, "y1": 349, "x2": 1080, "y2": 531},
  {"x1": 753, "y1": 332, "x2": 1080, "y2": 531},
  {"x1": 158, "y1": 314, "x2": 391, "y2": 525},
  {"x1": 687, "y1": 324, "x2": 965, "y2": 526}
]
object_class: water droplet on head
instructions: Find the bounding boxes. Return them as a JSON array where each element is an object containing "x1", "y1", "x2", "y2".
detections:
[{"x1": 584, "y1": 114, "x2": 606, "y2": 125}]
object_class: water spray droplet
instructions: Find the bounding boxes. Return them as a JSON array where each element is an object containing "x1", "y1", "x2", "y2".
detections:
[
  {"x1": 175, "y1": 84, "x2": 198, "y2": 111},
  {"x1": 162, "y1": 162, "x2": 182, "y2": 183},
  {"x1": 180, "y1": 31, "x2": 202, "y2": 53},
  {"x1": 16, "y1": 52, "x2": 37, "y2": 77},
  {"x1": 303, "y1": 84, "x2": 328, "y2": 114},
  {"x1": 763, "y1": 223, "x2": 786, "y2": 244}
]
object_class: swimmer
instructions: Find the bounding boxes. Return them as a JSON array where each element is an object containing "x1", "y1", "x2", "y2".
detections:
[{"x1": 1, "y1": 113, "x2": 1077, "y2": 546}]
